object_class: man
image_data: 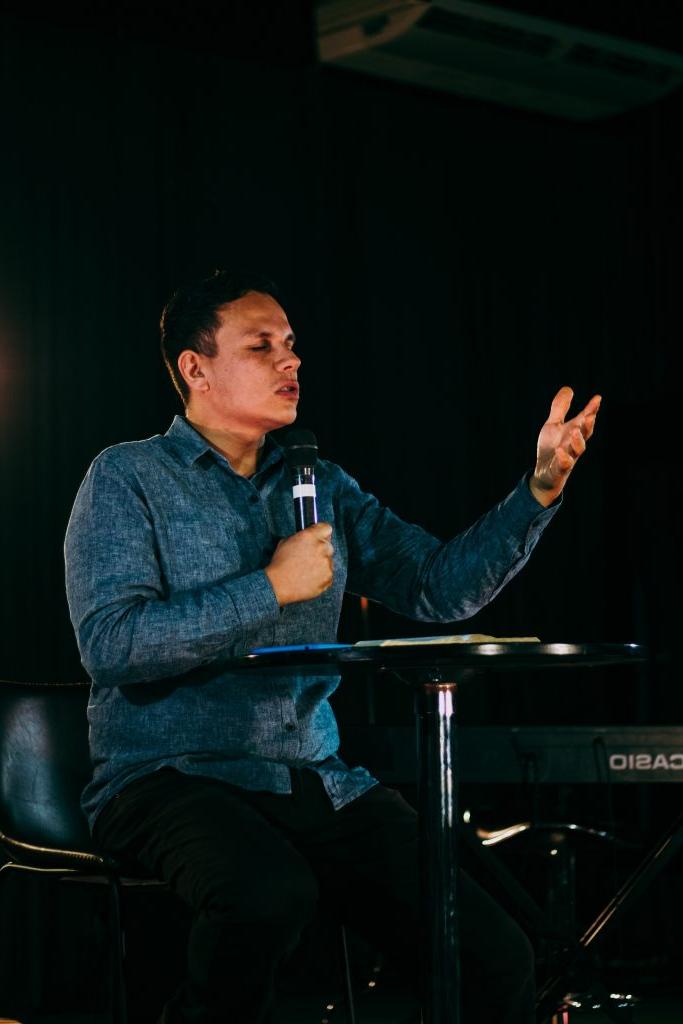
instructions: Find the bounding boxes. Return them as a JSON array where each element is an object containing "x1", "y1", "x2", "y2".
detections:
[{"x1": 65, "y1": 270, "x2": 600, "y2": 1023}]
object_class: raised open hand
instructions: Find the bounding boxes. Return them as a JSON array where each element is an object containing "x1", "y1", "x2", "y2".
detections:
[{"x1": 529, "y1": 386, "x2": 601, "y2": 507}]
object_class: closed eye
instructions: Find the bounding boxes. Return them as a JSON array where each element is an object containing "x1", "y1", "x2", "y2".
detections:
[{"x1": 249, "y1": 342, "x2": 296, "y2": 354}]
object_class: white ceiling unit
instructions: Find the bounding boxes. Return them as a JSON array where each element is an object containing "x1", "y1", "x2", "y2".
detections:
[{"x1": 316, "y1": 0, "x2": 683, "y2": 119}]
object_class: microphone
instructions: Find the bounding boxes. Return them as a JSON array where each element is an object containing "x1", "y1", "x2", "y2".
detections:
[{"x1": 282, "y1": 429, "x2": 318, "y2": 531}]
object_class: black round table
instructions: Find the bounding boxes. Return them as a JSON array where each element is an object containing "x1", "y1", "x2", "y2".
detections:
[{"x1": 228, "y1": 641, "x2": 646, "y2": 1024}]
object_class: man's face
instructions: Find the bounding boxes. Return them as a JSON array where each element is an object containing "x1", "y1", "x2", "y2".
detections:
[{"x1": 187, "y1": 291, "x2": 301, "y2": 433}]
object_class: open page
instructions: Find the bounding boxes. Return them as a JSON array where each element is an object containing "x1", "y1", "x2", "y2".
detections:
[{"x1": 354, "y1": 634, "x2": 540, "y2": 647}]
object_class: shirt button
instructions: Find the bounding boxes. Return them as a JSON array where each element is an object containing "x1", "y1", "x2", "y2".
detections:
[
  {"x1": 249, "y1": 494, "x2": 259, "y2": 505},
  {"x1": 284, "y1": 722, "x2": 297, "y2": 732}
]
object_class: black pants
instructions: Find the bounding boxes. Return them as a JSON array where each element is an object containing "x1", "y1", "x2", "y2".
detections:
[{"x1": 94, "y1": 768, "x2": 534, "y2": 1023}]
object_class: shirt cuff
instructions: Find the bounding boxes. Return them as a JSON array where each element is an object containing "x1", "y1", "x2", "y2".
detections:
[
  {"x1": 505, "y1": 472, "x2": 562, "y2": 552},
  {"x1": 228, "y1": 569, "x2": 282, "y2": 639}
]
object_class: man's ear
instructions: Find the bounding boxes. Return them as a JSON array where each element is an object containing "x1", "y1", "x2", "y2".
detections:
[{"x1": 177, "y1": 350, "x2": 209, "y2": 394}]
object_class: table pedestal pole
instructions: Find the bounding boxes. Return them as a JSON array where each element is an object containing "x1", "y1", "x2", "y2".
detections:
[{"x1": 416, "y1": 677, "x2": 461, "y2": 1024}]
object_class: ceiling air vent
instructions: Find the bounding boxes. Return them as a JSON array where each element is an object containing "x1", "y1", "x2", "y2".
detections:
[{"x1": 316, "y1": 0, "x2": 683, "y2": 119}]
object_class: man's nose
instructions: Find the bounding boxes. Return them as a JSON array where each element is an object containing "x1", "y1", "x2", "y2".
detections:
[{"x1": 275, "y1": 348, "x2": 301, "y2": 372}]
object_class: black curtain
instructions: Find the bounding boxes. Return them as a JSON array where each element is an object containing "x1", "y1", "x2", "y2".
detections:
[{"x1": 1, "y1": 13, "x2": 679, "y2": 720}]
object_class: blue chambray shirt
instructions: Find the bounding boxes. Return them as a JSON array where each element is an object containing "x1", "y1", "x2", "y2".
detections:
[{"x1": 64, "y1": 416, "x2": 559, "y2": 830}]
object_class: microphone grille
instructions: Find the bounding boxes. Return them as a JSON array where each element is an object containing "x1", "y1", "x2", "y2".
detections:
[{"x1": 281, "y1": 429, "x2": 318, "y2": 469}]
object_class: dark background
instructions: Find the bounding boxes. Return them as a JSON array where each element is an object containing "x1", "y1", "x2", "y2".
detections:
[
  {"x1": 0, "y1": 0, "x2": 681, "y2": 1014},
  {"x1": 1, "y1": 1, "x2": 680, "y2": 716}
]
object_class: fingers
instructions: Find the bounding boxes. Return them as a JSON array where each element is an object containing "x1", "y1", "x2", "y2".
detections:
[
  {"x1": 566, "y1": 393, "x2": 601, "y2": 443},
  {"x1": 582, "y1": 394, "x2": 602, "y2": 417},
  {"x1": 552, "y1": 425, "x2": 586, "y2": 471},
  {"x1": 549, "y1": 424, "x2": 587, "y2": 483},
  {"x1": 549, "y1": 388, "x2": 601, "y2": 438},
  {"x1": 577, "y1": 394, "x2": 601, "y2": 440},
  {"x1": 553, "y1": 447, "x2": 574, "y2": 474},
  {"x1": 307, "y1": 522, "x2": 333, "y2": 542},
  {"x1": 568, "y1": 426, "x2": 586, "y2": 458},
  {"x1": 548, "y1": 386, "x2": 574, "y2": 424},
  {"x1": 305, "y1": 522, "x2": 334, "y2": 559}
]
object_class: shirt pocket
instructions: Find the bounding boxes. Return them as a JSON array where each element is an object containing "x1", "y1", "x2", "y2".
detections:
[{"x1": 158, "y1": 513, "x2": 259, "y2": 591}]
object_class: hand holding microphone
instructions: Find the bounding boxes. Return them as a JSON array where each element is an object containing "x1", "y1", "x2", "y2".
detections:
[
  {"x1": 265, "y1": 523, "x2": 334, "y2": 606},
  {"x1": 264, "y1": 430, "x2": 335, "y2": 606}
]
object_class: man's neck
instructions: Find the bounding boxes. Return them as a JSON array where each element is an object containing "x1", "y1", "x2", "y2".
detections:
[{"x1": 186, "y1": 415, "x2": 265, "y2": 477}]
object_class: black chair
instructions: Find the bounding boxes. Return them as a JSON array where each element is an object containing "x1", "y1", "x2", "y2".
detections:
[
  {"x1": 0, "y1": 679, "x2": 161, "y2": 1023},
  {"x1": 0, "y1": 679, "x2": 357, "y2": 1024}
]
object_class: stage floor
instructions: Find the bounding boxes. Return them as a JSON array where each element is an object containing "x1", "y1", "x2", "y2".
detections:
[
  {"x1": 15, "y1": 997, "x2": 683, "y2": 1022},
  {"x1": 275, "y1": 991, "x2": 683, "y2": 1023},
  {"x1": 11, "y1": 986, "x2": 683, "y2": 1022}
]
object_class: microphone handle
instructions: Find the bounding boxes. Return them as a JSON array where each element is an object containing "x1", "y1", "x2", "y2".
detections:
[{"x1": 292, "y1": 467, "x2": 318, "y2": 531}]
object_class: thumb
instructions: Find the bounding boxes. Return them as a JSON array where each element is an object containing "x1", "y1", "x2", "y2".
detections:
[
  {"x1": 547, "y1": 386, "x2": 574, "y2": 424},
  {"x1": 309, "y1": 522, "x2": 333, "y2": 541}
]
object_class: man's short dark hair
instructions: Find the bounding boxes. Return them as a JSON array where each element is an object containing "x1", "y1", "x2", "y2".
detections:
[{"x1": 160, "y1": 270, "x2": 280, "y2": 403}]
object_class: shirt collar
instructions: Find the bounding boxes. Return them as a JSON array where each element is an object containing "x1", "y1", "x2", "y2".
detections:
[{"x1": 165, "y1": 416, "x2": 284, "y2": 475}]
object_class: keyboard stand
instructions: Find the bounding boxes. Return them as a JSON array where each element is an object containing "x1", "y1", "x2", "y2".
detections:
[{"x1": 535, "y1": 810, "x2": 683, "y2": 1022}]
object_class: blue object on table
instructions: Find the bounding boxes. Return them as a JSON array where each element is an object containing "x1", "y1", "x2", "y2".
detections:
[{"x1": 250, "y1": 643, "x2": 352, "y2": 654}]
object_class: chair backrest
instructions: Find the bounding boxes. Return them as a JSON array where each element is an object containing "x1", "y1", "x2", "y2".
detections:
[{"x1": 0, "y1": 680, "x2": 94, "y2": 851}]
